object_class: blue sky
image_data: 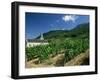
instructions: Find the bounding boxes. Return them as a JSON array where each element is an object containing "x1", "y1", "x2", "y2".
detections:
[{"x1": 25, "y1": 12, "x2": 89, "y2": 39}]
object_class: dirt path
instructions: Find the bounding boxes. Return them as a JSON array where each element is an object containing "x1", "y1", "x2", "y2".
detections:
[{"x1": 25, "y1": 54, "x2": 65, "y2": 68}]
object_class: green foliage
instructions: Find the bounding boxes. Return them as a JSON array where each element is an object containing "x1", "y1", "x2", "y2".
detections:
[
  {"x1": 26, "y1": 38, "x2": 89, "y2": 63},
  {"x1": 64, "y1": 38, "x2": 89, "y2": 62}
]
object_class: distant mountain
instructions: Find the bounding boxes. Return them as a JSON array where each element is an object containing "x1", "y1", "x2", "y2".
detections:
[
  {"x1": 71, "y1": 23, "x2": 89, "y2": 34},
  {"x1": 69, "y1": 23, "x2": 89, "y2": 38},
  {"x1": 36, "y1": 23, "x2": 89, "y2": 40}
]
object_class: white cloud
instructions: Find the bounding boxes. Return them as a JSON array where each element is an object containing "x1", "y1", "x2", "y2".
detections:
[{"x1": 62, "y1": 15, "x2": 78, "y2": 22}]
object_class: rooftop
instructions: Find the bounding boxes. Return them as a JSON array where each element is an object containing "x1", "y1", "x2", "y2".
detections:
[{"x1": 26, "y1": 39, "x2": 48, "y2": 43}]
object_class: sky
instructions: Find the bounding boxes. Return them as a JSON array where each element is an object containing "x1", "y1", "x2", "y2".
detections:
[{"x1": 25, "y1": 12, "x2": 89, "y2": 39}]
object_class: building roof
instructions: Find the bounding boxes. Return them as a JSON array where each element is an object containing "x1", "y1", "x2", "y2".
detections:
[{"x1": 26, "y1": 39, "x2": 48, "y2": 43}]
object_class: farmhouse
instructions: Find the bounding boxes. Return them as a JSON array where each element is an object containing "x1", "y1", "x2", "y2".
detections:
[{"x1": 26, "y1": 34, "x2": 48, "y2": 47}]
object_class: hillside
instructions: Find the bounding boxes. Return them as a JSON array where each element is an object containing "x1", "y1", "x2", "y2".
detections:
[
  {"x1": 36, "y1": 23, "x2": 89, "y2": 41},
  {"x1": 26, "y1": 23, "x2": 89, "y2": 68}
]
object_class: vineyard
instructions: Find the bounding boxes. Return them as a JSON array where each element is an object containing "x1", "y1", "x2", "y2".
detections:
[
  {"x1": 25, "y1": 23, "x2": 89, "y2": 68},
  {"x1": 25, "y1": 38, "x2": 89, "y2": 68}
]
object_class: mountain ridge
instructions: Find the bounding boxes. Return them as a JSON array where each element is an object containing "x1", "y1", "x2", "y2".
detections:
[{"x1": 36, "y1": 22, "x2": 89, "y2": 40}]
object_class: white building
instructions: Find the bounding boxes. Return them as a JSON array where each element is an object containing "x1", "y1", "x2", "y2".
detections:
[{"x1": 26, "y1": 33, "x2": 48, "y2": 47}]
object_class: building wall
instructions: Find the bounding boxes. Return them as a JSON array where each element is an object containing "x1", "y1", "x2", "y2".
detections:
[{"x1": 27, "y1": 42, "x2": 48, "y2": 47}]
